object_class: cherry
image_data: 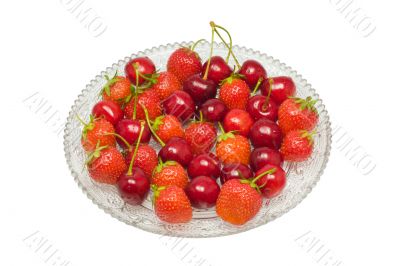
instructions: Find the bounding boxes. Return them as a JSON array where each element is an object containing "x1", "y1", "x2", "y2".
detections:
[
  {"x1": 223, "y1": 109, "x2": 254, "y2": 137},
  {"x1": 115, "y1": 119, "x2": 151, "y2": 148},
  {"x1": 254, "y1": 164, "x2": 286, "y2": 198},
  {"x1": 125, "y1": 57, "x2": 156, "y2": 85},
  {"x1": 92, "y1": 100, "x2": 123, "y2": 126},
  {"x1": 162, "y1": 91, "x2": 195, "y2": 122},
  {"x1": 183, "y1": 74, "x2": 217, "y2": 105},
  {"x1": 246, "y1": 95, "x2": 278, "y2": 121},
  {"x1": 200, "y1": 99, "x2": 228, "y2": 122},
  {"x1": 250, "y1": 147, "x2": 283, "y2": 171},
  {"x1": 185, "y1": 176, "x2": 220, "y2": 209},
  {"x1": 249, "y1": 118, "x2": 282, "y2": 149},
  {"x1": 158, "y1": 137, "x2": 193, "y2": 167},
  {"x1": 187, "y1": 153, "x2": 220, "y2": 179},
  {"x1": 238, "y1": 59, "x2": 267, "y2": 89},
  {"x1": 260, "y1": 76, "x2": 296, "y2": 105},
  {"x1": 118, "y1": 167, "x2": 150, "y2": 205},
  {"x1": 117, "y1": 122, "x2": 150, "y2": 205},
  {"x1": 201, "y1": 56, "x2": 232, "y2": 84},
  {"x1": 220, "y1": 163, "x2": 253, "y2": 184}
]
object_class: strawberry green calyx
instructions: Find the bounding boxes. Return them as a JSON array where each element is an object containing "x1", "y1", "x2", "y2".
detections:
[
  {"x1": 86, "y1": 141, "x2": 108, "y2": 165},
  {"x1": 142, "y1": 104, "x2": 165, "y2": 146},
  {"x1": 78, "y1": 114, "x2": 95, "y2": 140},
  {"x1": 292, "y1": 96, "x2": 318, "y2": 113},
  {"x1": 240, "y1": 168, "x2": 277, "y2": 193},
  {"x1": 155, "y1": 158, "x2": 177, "y2": 173},
  {"x1": 262, "y1": 78, "x2": 274, "y2": 111},
  {"x1": 151, "y1": 184, "x2": 166, "y2": 205},
  {"x1": 217, "y1": 122, "x2": 235, "y2": 142},
  {"x1": 127, "y1": 121, "x2": 145, "y2": 176},
  {"x1": 220, "y1": 72, "x2": 245, "y2": 86},
  {"x1": 102, "y1": 71, "x2": 119, "y2": 96},
  {"x1": 300, "y1": 130, "x2": 317, "y2": 145}
]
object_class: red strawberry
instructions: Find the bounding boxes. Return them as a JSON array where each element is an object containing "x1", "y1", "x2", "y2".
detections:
[
  {"x1": 147, "y1": 114, "x2": 184, "y2": 144},
  {"x1": 152, "y1": 71, "x2": 182, "y2": 100},
  {"x1": 125, "y1": 144, "x2": 158, "y2": 178},
  {"x1": 80, "y1": 116, "x2": 116, "y2": 152},
  {"x1": 151, "y1": 160, "x2": 188, "y2": 189},
  {"x1": 124, "y1": 89, "x2": 161, "y2": 120},
  {"x1": 278, "y1": 96, "x2": 318, "y2": 134},
  {"x1": 219, "y1": 76, "x2": 250, "y2": 110},
  {"x1": 152, "y1": 185, "x2": 192, "y2": 223},
  {"x1": 101, "y1": 73, "x2": 131, "y2": 105},
  {"x1": 215, "y1": 124, "x2": 251, "y2": 165},
  {"x1": 184, "y1": 119, "x2": 217, "y2": 155},
  {"x1": 167, "y1": 47, "x2": 202, "y2": 82},
  {"x1": 216, "y1": 179, "x2": 262, "y2": 225},
  {"x1": 280, "y1": 130, "x2": 315, "y2": 162},
  {"x1": 87, "y1": 144, "x2": 127, "y2": 184}
]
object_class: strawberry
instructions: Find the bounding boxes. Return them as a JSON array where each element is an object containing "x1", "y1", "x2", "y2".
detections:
[
  {"x1": 80, "y1": 116, "x2": 116, "y2": 152},
  {"x1": 152, "y1": 71, "x2": 182, "y2": 100},
  {"x1": 125, "y1": 144, "x2": 158, "y2": 178},
  {"x1": 278, "y1": 96, "x2": 318, "y2": 134},
  {"x1": 216, "y1": 179, "x2": 262, "y2": 225},
  {"x1": 219, "y1": 76, "x2": 250, "y2": 110},
  {"x1": 184, "y1": 116, "x2": 217, "y2": 155},
  {"x1": 216, "y1": 123, "x2": 251, "y2": 165},
  {"x1": 151, "y1": 160, "x2": 188, "y2": 189},
  {"x1": 101, "y1": 73, "x2": 132, "y2": 105},
  {"x1": 152, "y1": 185, "x2": 192, "y2": 223},
  {"x1": 87, "y1": 143, "x2": 127, "y2": 184},
  {"x1": 167, "y1": 47, "x2": 202, "y2": 83},
  {"x1": 147, "y1": 113, "x2": 184, "y2": 145},
  {"x1": 280, "y1": 130, "x2": 315, "y2": 162},
  {"x1": 123, "y1": 88, "x2": 161, "y2": 120}
]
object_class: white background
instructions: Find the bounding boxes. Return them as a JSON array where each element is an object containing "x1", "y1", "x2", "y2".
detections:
[{"x1": 1, "y1": 0, "x2": 399, "y2": 265}]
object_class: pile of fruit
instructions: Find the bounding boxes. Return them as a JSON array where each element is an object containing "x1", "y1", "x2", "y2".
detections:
[{"x1": 79, "y1": 22, "x2": 318, "y2": 226}]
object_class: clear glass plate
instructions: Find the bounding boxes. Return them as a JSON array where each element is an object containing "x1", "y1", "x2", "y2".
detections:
[{"x1": 64, "y1": 41, "x2": 332, "y2": 237}]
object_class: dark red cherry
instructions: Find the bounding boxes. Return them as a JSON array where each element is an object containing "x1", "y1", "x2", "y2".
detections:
[
  {"x1": 162, "y1": 91, "x2": 195, "y2": 122},
  {"x1": 92, "y1": 100, "x2": 123, "y2": 126},
  {"x1": 187, "y1": 153, "x2": 220, "y2": 179},
  {"x1": 200, "y1": 99, "x2": 228, "y2": 122},
  {"x1": 255, "y1": 164, "x2": 286, "y2": 198},
  {"x1": 158, "y1": 137, "x2": 193, "y2": 167},
  {"x1": 201, "y1": 56, "x2": 233, "y2": 84},
  {"x1": 250, "y1": 147, "x2": 283, "y2": 171},
  {"x1": 220, "y1": 163, "x2": 253, "y2": 184},
  {"x1": 223, "y1": 109, "x2": 254, "y2": 137},
  {"x1": 118, "y1": 167, "x2": 150, "y2": 205},
  {"x1": 260, "y1": 76, "x2": 296, "y2": 104},
  {"x1": 115, "y1": 119, "x2": 151, "y2": 148},
  {"x1": 183, "y1": 74, "x2": 217, "y2": 105},
  {"x1": 185, "y1": 176, "x2": 220, "y2": 209},
  {"x1": 238, "y1": 59, "x2": 267, "y2": 89},
  {"x1": 125, "y1": 57, "x2": 156, "y2": 85},
  {"x1": 249, "y1": 118, "x2": 282, "y2": 149},
  {"x1": 246, "y1": 95, "x2": 278, "y2": 121}
]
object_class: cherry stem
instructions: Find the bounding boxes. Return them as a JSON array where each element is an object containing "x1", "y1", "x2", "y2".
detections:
[
  {"x1": 252, "y1": 168, "x2": 276, "y2": 184},
  {"x1": 142, "y1": 105, "x2": 165, "y2": 146},
  {"x1": 212, "y1": 22, "x2": 240, "y2": 68},
  {"x1": 218, "y1": 122, "x2": 225, "y2": 134},
  {"x1": 203, "y1": 23, "x2": 216, "y2": 80},
  {"x1": 127, "y1": 121, "x2": 145, "y2": 176},
  {"x1": 103, "y1": 132, "x2": 132, "y2": 151},
  {"x1": 191, "y1": 39, "x2": 206, "y2": 51},
  {"x1": 132, "y1": 66, "x2": 140, "y2": 120},
  {"x1": 251, "y1": 77, "x2": 264, "y2": 95},
  {"x1": 262, "y1": 78, "x2": 274, "y2": 111}
]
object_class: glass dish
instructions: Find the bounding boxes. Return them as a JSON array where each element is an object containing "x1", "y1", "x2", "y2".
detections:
[{"x1": 64, "y1": 41, "x2": 332, "y2": 237}]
